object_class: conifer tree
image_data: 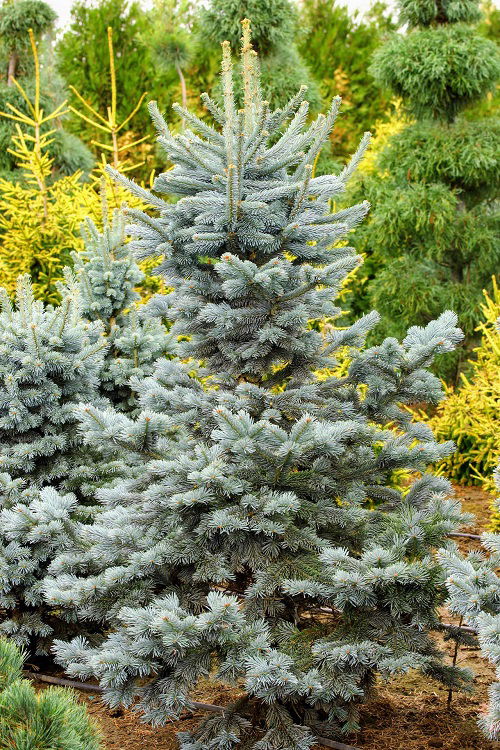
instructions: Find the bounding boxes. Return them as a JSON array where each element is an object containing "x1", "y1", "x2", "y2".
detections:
[
  {"x1": 440, "y1": 450, "x2": 500, "y2": 739},
  {"x1": 48, "y1": 25, "x2": 470, "y2": 749},
  {"x1": 0, "y1": 204, "x2": 172, "y2": 652},
  {"x1": 56, "y1": 0, "x2": 162, "y2": 157},
  {"x1": 297, "y1": 0, "x2": 396, "y2": 162},
  {"x1": 0, "y1": 275, "x2": 106, "y2": 486},
  {"x1": 0, "y1": 637, "x2": 102, "y2": 749},
  {"x1": 349, "y1": 0, "x2": 500, "y2": 379},
  {"x1": 0, "y1": 275, "x2": 118, "y2": 651},
  {"x1": 63, "y1": 202, "x2": 175, "y2": 412},
  {"x1": 0, "y1": 0, "x2": 93, "y2": 178}
]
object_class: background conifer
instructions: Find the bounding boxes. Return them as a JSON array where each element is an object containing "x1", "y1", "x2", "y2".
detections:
[
  {"x1": 0, "y1": 0, "x2": 93, "y2": 178},
  {"x1": 348, "y1": 0, "x2": 500, "y2": 379},
  {"x1": 202, "y1": 0, "x2": 321, "y2": 110}
]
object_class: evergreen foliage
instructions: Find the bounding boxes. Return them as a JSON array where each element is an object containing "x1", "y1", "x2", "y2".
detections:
[
  {"x1": 0, "y1": 275, "x2": 106, "y2": 485},
  {"x1": 371, "y1": 24, "x2": 498, "y2": 121},
  {"x1": 0, "y1": 0, "x2": 94, "y2": 178},
  {"x1": 0, "y1": 189, "x2": 171, "y2": 650},
  {"x1": 0, "y1": 161, "x2": 153, "y2": 303},
  {"x1": 0, "y1": 82, "x2": 94, "y2": 179},
  {"x1": 0, "y1": 479, "x2": 100, "y2": 651},
  {"x1": 46, "y1": 27, "x2": 471, "y2": 749},
  {"x1": 0, "y1": 0, "x2": 56, "y2": 81},
  {"x1": 64, "y1": 202, "x2": 174, "y2": 412},
  {"x1": 416, "y1": 279, "x2": 500, "y2": 490},
  {"x1": 440, "y1": 455, "x2": 500, "y2": 740},
  {"x1": 56, "y1": 0, "x2": 157, "y2": 149},
  {"x1": 151, "y1": 18, "x2": 192, "y2": 110},
  {"x1": 349, "y1": 0, "x2": 500, "y2": 380},
  {"x1": 0, "y1": 268, "x2": 143, "y2": 651},
  {"x1": 298, "y1": 0, "x2": 396, "y2": 162},
  {"x1": 0, "y1": 637, "x2": 102, "y2": 749},
  {"x1": 0, "y1": 199, "x2": 171, "y2": 651}
]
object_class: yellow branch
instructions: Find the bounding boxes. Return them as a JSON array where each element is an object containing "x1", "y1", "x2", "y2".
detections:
[
  {"x1": 9, "y1": 78, "x2": 36, "y2": 118},
  {"x1": 108, "y1": 27, "x2": 117, "y2": 124},
  {"x1": 91, "y1": 140, "x2": 114, "y2": 151},
  {"x1": 116, "y1": 92, "x2": 148, "y2": 132},
  {"x1": 41, "y1": 101, "x2": 69, "y2": 123},
  {"x1": 69, "y1": 86, "x2": 109, "y2": 125},
  {"x1": 0, "y1": 107, "x2": 34, "y2": 126},
  {"x1": 28, "y1": 29, "x2": 40, "y2": 120},
  {"x1": 117, "y1": 135, "x2": 150, "y2": 151},
  {"x1": 68, "y1": 105, "x2": 110, "y2": 133}
]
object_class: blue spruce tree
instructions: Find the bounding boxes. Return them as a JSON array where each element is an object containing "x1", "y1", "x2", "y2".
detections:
[
  {"x1": 0, "y1": 204, "x2": 169, "y2": 651},
  {"x1": 440, "y1": 461, "x2": 500, "y2": 740},
  {"x1": 63, "y1": 199, "x2": 175, "y2": 413},
  {"x1": 0, "y1": 275, "x2": 106, "y2": 487},
  {"x1": 0, "y1": 276, "x2": 109, "y2": 651},
  {"x1": 440, "y1": 319, "x2": 500, "y2": 740},
  {"x1": 47, "y1": 23, "x2": 471, "y2": 749}
]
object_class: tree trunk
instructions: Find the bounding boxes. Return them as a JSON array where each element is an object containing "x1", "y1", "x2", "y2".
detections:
[
  {"x1": 175, "y1": 61, "x2": 187, "y2": 115},
  {"x1": 7, "y1": 52, "x2": 17, "y2": 85}
]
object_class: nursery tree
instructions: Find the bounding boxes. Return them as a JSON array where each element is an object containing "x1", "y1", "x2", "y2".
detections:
[
  {"x1": 57, "y1": 0, "x2": 156, "y2": 144},
  {"x1": 0, "y1": 275, "x2": 107, "y2": 486},
  {"x1": 0, "y1": 203, "x2": 172, "y2": 650},
  {"x1": 0, "y1": 0, "x2": 93, "y2": 177},
  {"x1": 441, "y1": 446, "x2": 500, "y2": 740},
  {"x1": 421, "y1": 279, "x2": 500, "y2": 490},
  {"x1": 64, "y1": 203, "x2": 175, "y2": 412},
  {"x1": 0, "y1": 637, "x2": 102, "y2": 748},
  {"x1": 298, "y1": 0, "x2": 396, "y2": 161},
  {"x1": 0, "y1": 0, "x2": 55, "y2": 83},
  {"x1": 150, "y1": 0, "x2": 194, "y2": 111},
  {"x1": 0, "y1": 276, "x2": 114, "y2": 651},
  {"x1": 349, "y1": 0, "x2": 500, "y2": 379},
  {"x1": 47, "y1": 25, "x2": 471, "y2": 749}
]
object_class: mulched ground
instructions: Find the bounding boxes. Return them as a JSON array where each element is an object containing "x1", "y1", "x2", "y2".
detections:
[{"x1": 33, "y1": 483, "x2": 500, "y2": 750}]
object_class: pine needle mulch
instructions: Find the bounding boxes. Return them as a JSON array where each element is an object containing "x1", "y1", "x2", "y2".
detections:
[{"x1": 34, "y1": 484, "x2": 499, "y2": 750}]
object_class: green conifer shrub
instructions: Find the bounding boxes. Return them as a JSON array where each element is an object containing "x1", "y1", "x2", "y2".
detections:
[
  {"x1": 47, "y1": 26, "x2": 471, "y2": 749},
  {"x1": 349, "y1": 0, "x2": 500, "y2": 380},
  {"x1": 297, "y1": 0, "x2": 396, "y2": 162},
  {"x1": 0, "y1": 636, "x2": 102, "y2": 749}
]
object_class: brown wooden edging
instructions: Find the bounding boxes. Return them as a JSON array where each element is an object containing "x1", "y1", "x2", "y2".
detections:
[{"x1": 26, "y1": 672, "x2": 360, "y2": 750}]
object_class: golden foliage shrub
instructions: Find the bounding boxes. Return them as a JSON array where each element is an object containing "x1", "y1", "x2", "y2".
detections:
[
  {"x1": 358, "y1": 100, "x2": 410, "y2": 177},
  {"x1": 0, "y1": 173, "x2": 149, "y2": 303},
  {"x1": 418, "y1": 278, "x2": 500, "y2": 488},
  {"x1": 0, "y1": 27, "x2": 159, "y2": 304}
]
